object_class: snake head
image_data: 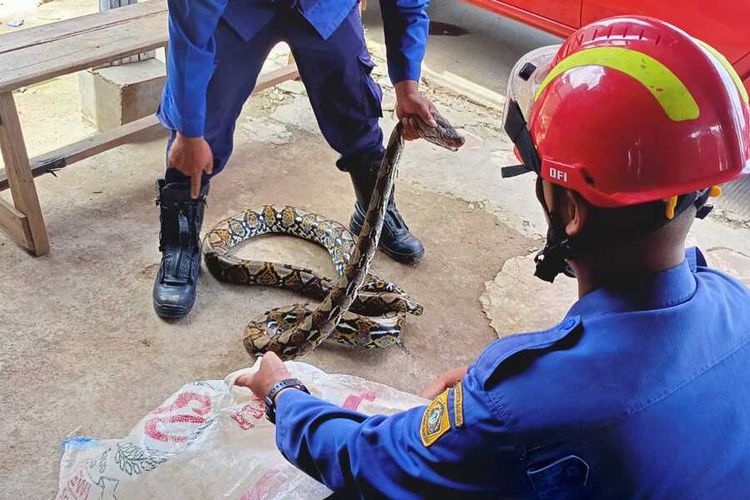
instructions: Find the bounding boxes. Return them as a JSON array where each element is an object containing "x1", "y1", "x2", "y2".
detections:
[{"x1": 415, "y1": 112, "x2": 466, "y2": 152}]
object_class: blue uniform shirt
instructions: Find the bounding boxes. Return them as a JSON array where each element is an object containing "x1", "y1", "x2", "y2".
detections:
[
  {"x1": 275, "y1": 248, "x2": 750, "y2": 498},
  {"x1": 162, "y1": 0, "x2": 429, "y2": 137}
]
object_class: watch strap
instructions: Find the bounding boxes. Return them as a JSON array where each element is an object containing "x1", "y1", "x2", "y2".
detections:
[{"x1": 264, "y1": 378, "x2": 309, "y2": 423}]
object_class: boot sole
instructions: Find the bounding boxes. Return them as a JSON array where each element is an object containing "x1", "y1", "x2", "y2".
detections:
[
  {"x1": 153, "y1": 300, "x2": 194, "y2": 320},
  {"x1": 349, "y1": 217, "x2": 425, "y2": 264},
  {"x1": 380, "y1": 244, "x2": 425, "y2": 264},
  {"x1": 152, "y1": 256, "x2": 202, "y2": 320},
  {"x1": 153, "y1": 271, "x2": 199, "y2": 320}
]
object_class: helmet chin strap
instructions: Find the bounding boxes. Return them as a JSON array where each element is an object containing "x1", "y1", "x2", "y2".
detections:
[
  {"x1": 534, "y1": 179, "x2": 577, "y2": 283},
  {"x1": 534, "y1": 225, "x2": 576, "y2": 283},
  {"x1": 532, "y1": 183, "x2": 715, "y2": 283}
]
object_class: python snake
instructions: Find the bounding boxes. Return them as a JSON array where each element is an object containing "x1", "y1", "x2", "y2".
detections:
[{"x1": 203, "y1": 114, "x2": 464, "y2": 360}]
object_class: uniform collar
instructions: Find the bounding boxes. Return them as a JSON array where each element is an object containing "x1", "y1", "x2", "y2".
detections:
[{"x1": 566, "y1": 259, "x2": 698, "y2": 319}]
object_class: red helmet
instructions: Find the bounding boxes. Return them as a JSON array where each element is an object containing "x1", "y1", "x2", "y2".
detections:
[{"x1": 503, "y1": 16, "x2": 750, "y2": 208}]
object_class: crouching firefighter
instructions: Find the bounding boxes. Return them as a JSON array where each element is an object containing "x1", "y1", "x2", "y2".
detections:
[{"x1": 235, "y1": 16, "x2": 750, "y2": 498}]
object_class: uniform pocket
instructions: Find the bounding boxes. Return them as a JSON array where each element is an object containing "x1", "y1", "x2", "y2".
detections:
[
  {"x1": 358, "y1": 51, "x2": 383, "y2": 118},
  {"x1": 527, "y1": 455, "x2": 590, "y2": 500}
]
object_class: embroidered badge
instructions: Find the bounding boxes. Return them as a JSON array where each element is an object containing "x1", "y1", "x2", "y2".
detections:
[
  {"x1": 420, "y1": 389, "x2": 451, "y2": 447},
  {"x1": 453, "y1": 382, "x2": 464, "y2": 428}
]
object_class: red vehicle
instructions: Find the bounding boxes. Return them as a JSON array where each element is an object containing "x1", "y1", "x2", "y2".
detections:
[{"x1": 463, "y1": 0, "x2": 750, "y2": 92}]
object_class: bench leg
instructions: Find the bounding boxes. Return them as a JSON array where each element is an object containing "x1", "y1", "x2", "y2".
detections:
[{"x1": 0, "y1": 92, "x2": 50, "y2": 256}]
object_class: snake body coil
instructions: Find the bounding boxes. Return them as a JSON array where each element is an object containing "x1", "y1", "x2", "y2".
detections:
[{"x1": 203, "y1": 114, "x2": 464, "y2": 360}]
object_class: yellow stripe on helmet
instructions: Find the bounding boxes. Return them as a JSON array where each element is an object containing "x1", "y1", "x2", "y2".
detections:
[
  {"x1": 534, "y1": 47, "x2": 700, "y2": 122},
  {"x1": 695, "y1": 39, "x2": 749, "y2": 105}
]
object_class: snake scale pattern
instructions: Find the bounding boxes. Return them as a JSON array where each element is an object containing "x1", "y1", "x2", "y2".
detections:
[{"x1": 203, "y1": 114, "x2": 464, "y2": 360}]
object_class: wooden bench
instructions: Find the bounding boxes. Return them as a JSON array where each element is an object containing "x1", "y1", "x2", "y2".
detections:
[{"x1": 0, "y1": 0, "x2": 299, "y2": 256}]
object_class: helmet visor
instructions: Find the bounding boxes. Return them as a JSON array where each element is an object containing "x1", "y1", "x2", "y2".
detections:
[
  {"x1": 501, "y1": 45, "x2": 560, "y2": 127},
  {"x1": 500, "y1": 45, "x2": 560, "y2": 178}
]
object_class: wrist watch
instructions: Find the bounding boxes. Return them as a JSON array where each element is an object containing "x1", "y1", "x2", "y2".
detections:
[{"x1": 264, "y1": 378, "x2": 309, "y2": 423}]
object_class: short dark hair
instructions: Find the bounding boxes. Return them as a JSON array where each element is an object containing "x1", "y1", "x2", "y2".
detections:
[{"x1": 556, "y1": 184, "x2": 695, "y2": 257}]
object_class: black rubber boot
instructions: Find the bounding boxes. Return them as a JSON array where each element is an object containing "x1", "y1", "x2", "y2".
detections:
[
  {"x1": 349, "y1": 157, "x2": 425, "y2": 263},
  {"x1": 152, "y1": 179, "x2": 209, "y2": 319}
]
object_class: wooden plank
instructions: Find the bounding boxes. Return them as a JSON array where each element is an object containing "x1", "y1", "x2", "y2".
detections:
[
  {"x1": 98, "y1": 0, "x2": 154, "y2": 66},
  {"x1": 31, "y1": 115, "x2": 165, "y2": 170},
  {"x1": 0, "y1": 92, "x2": 48, "y2": 255},
  {"x1": 0, "y1": 197, "x2": 32, "y2": 248},
  {"x1": 0, "y1": 114, "x2": 164, "y2": 191},
  {"x1": 101, "y1": 0, "x2": 139, "y2": 66},
  {"x1": 0, "y1": 13, "x2": 167, "y2": 92},
  {"x1": 0, "y1": 63, "x2": 299, "y2": 190},
  {"x1": 254, "y1": 63, "x2": 299, "y2": 93},
  {"x1": 0, "y1": 0, "x2": 165, "y2": 55}
]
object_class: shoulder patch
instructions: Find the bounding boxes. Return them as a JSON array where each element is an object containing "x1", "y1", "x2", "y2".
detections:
[
  {"x1": 420, "y1": 389, "x2": 451, "y2": 447},
  {"x1": 453, "y1": 382, "x2": 464, "y2": 428}
]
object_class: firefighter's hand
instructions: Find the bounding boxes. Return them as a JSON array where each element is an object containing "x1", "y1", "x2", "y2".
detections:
[
  {"x1": 235, "y1": 352, "x2": 292, "y2": 401},
  {"x1": 421, "y1": 366, "x2": 469, "y2": 399},
  {"x1": 167, "y1": 133, "x2": 213, "y2": 198},
  {"x1": 395, "y1": 80, "x2": 438, "y2": 141}
]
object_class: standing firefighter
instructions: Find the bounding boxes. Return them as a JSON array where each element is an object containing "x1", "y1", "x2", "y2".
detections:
[
  {"x1": 153, "y1": 0, "x2": 436, "y2": 319},
  {"x1": 237, "y1": 17, "x2": 750, "y2": 497}
]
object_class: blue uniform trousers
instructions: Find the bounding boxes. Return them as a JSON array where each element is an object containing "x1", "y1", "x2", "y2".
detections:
[{"x1": 162, "y1": 5, "x2": 384, "y2": 184}]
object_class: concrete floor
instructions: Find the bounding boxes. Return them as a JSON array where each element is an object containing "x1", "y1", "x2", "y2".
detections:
[
  {"x1": 0, "y1": 39, "x2": 541, "y2": 499},
  {"x1": 1, "y1": 2, "x2": 749, "y2": 498}
]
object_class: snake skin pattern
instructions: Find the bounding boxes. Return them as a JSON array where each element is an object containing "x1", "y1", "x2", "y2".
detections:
[{"x1": 203, "y1": 114, "x2": 465, "y2": 360}]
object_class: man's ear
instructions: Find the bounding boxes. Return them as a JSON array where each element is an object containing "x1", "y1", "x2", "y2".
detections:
[{"x1": 564, "y1": 190, "x2": 588, "y2": 237}]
